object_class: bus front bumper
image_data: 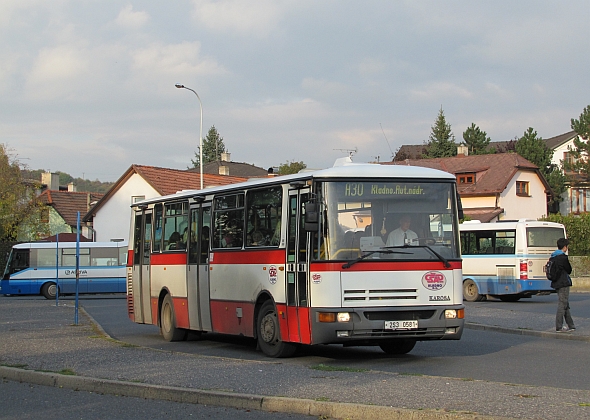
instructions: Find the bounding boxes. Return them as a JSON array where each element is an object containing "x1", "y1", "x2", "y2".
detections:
[{"x1": 309, "y1": 305, "x2": 464, "y2": 345}]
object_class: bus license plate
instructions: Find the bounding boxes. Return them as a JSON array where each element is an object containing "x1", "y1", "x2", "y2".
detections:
[{"x1": 384, "y1": 320, "x2": 418, "y2": 330}]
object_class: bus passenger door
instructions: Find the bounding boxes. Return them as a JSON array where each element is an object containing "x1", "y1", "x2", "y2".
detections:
[
  {"x1": 187, "y1": 204, "x2": 212, "y2": 332},
  {"x1": 131, "y1": 210, "x2": 152, "y2": 324},
  {"x1": 285, "y1": 189, "x2": 311, "y2": 344}
]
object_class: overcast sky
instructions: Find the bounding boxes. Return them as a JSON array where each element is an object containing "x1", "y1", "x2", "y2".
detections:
[{"x1": 2, "y1": 1, "x2": 589, "y2": 182}]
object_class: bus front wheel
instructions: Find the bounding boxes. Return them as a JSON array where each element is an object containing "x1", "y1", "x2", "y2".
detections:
[
  {"x1": 256, "y1": 301, "x2": 297, "y2": 358},
  {"x1": 160, "y1": 294, "x2": 187, "y2": 342},
  {"x1": 40, "y1": 282, "x2": 58, "y2": 300},
  {"x1": 463, "y1": 279, "x2": 482, "y2": 302},
  {"x1": 379, "y1": 339, "x2": 416, "y2": 355}
]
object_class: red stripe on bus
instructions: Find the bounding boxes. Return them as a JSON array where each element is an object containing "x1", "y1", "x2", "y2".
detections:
[
  {"x1": 211, "y1": 249, "x2": 286, "y2": 265},
  {"x1": 173, "y1": 297, "x2": 190, "y2": 329},
  {"x1": 210, "y1": 300, "x2": 255, "y2": 337},
  {"x1": 127, "y1": 250, "x2": 134, "y2": 267},
  {"x1": 150, "y1": 253, "x2": 188, "y2": 265},
  {"x1": 276, "y1": 303, "x2": 290, "y2": 343},
  {"x1": 297, "y1": 307, "x2": 311, "y2": 344},
  {"x1": 309, "y1": 261, "x2": 462, "y2": 272}
]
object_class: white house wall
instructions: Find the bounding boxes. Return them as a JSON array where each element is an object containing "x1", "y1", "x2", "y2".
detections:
[
  {"x1": 500, "y1": 170, "x2": 547, "y2": 220},
  {"x1": 92, "y1": 173, "x2": 160, "y2": 242},
  {"x1": 460, "y1": 196, "x2": 497, "y2": 209}
]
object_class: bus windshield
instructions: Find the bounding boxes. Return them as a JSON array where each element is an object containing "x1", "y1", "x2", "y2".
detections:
[{"x1": 311, "y1": 180, "x2": 460, "y2": 261}]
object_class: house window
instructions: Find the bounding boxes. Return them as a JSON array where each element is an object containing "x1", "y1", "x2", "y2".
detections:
[
  {"x1": 516, "y1": 181, "x2": 529, "y2": 196},
  {"x1": 571, "y1": 188, "x2": 590, "y2": 213},
  {"x1": 457, "y1": 173, "x2": 475, "y2": 184}
]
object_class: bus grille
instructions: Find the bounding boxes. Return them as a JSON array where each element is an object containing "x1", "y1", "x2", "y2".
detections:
[
  {"x1": 364, "y1": 310, "x2": 435, "y2": 321},
  {"x1": 126, "y1": 272, "x2": 134, "y2": 315},
  {"x1": 497, "y1": 267, "x2": 515, "y2": 284},
  {"x1": 343, "y1": 288, "x2": 418, "y2": 305}
]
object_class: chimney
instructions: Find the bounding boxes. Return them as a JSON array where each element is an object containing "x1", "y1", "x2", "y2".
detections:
[
  {"x1": 219, "y1": 165, "x2": 229, "y2": 175},
  {"x1": 220, "y1": 152, "x2": 231, "y2": 162},
  {"x1": 68, "y1": 182, "x2": 77, "y2": 192},
  {"x1": 41, "y1": 172, "x2": 60, "y2": 191},
  {"x1": 457, "y1": 145, "x2": 468, "y2": 157}
]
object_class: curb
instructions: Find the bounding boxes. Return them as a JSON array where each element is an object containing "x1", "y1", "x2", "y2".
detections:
[
  {"x1": 465, "y1": 322, "x2": 590, "y2": 341},
  {"x1": 0, "y1": 366, "x2": 514, "y2": 420}
]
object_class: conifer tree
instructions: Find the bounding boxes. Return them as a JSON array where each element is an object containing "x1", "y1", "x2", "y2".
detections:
[
  {"x1": 191, "y1": 125, "x2": 226, "y2": 167},
  {"x1": 566, "y1": 105, "x2": 590, "y2": 180},
  {"x1": 423, "y1": 107, "x2": 456, "y2": 158},
  {"x1": 462, "y1": 123, "x2": 492, "y2": 155}
]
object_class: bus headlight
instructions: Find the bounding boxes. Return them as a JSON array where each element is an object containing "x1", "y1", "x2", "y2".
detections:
[
  {"x1": 445, "y1": 309, "x2": 465, "y2": 319},
  {"x1": 337, "y1": 312, "x2": 351, "y2": 323}
]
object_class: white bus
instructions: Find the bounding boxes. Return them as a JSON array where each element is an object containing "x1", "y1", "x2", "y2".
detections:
[
  {"x1": 2, "y1": 241, "x2": 128, "y2": 299},
  {"x1": 127, "y1": 160, "x2": 465, "y2": 357},
  {"x1": 459, "y1": 220, "x2": 566, "y2": 302}
]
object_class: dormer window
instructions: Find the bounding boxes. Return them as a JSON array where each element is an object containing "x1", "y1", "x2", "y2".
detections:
[{"x1": 457, "y1": 173, "x2": 475, "y2": 184}]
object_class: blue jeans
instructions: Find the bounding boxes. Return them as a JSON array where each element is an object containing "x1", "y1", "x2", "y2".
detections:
[{"x1": 556, "y1": 286, "x2": 575, "y2": 330}]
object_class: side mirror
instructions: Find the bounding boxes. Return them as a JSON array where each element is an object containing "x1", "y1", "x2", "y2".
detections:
[{"x1": 304, "y1": 202, "x2": 319, "y2": 232}]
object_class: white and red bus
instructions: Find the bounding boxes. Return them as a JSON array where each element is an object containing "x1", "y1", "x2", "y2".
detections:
[{"x1": 127, "y1": 159, "x2": 465, "y2": 357}]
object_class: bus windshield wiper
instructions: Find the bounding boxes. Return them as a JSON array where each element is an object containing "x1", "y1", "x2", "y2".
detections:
[
  {"x1": 342, "y1": 249, "x2": 409, "y2": 269},
  {"x1": 382, "y1": 244, "x2": 451, "y2": 268}
]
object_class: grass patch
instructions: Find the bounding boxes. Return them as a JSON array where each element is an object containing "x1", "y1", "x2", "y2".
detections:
[
  {"x1": 58, "y1": 368, "x2": 76, "y2": 376},
  {"x1": 514, "y1": 394, "x2": 537, "y2": 398},
  {"x1": 314, "y1": 397, "x2": 330, "y2": 402},
  {"x1": 309, "y1": 364, "x2": 367, "y2": 373},
  {"x1": 579, "y1": 403, "x2": 590, "y2": 407},
  {"x1": 1, "y1": 363, "x2": 28, "y2": 369}
]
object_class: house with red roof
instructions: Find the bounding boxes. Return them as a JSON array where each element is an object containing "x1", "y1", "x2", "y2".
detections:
[
  {"x1": 383, "y1": 151, "x2": 552, "y2": 222},
  {"x1": 37, "y1": 188, "x2": 103, "y2": 240},
  {"x1": 83, "y1": 165, "x2": 247, "y2": 243}
]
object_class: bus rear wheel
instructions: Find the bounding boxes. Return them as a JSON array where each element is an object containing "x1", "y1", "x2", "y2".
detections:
[
  {"x1": 257, "y1": 301, "x2": 297, "y2": 358},
  {"x1": 463, "y1": 279, "x2": 482, "y2": 302},
  {"x1": 41, "y1": 282, "x2": 58, "y2": 300},
  {"x1": 160, "y1": 294, "x2": 187, "y2": 342},
  {"x1": 379, "y1": 339, "x2": 416, "y2": 355}
]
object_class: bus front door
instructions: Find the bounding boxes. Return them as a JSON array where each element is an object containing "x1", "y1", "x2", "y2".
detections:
[
  {"x1": 285, "y1": 189, "x2": 311, "y2": 344},
  {"x1": 131, "y1": 210, "x2": 153, "y2": 324},
  {"x1": 187, "y1": 204, "x2": 212, "y2": 332}
]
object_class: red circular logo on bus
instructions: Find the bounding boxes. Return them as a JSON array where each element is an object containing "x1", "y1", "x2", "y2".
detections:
[{"x1": 422, "y1": 271, "x2": 446, "y2": 291}]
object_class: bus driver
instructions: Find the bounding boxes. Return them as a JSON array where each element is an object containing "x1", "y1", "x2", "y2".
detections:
[{"x1": 386, "y1": 215, "x2": 418, "y2": 246}]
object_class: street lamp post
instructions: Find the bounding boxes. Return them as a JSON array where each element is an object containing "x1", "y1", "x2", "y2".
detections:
[{"x1": 175, "y1": 84, "x2": 203, "y2": 190}]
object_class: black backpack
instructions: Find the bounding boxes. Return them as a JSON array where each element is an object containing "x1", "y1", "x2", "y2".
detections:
[{"x1": 545, "y1": 257, "x2": 559, "y2": 281}]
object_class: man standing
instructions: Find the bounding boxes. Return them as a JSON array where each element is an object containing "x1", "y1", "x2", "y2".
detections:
[{"x1": 550, "y1": 238, "x2": 575, "y2": 332}]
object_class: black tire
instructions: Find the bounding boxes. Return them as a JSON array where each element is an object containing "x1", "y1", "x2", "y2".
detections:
[
  {"x1": 256, "y1": 301, "x2": 297, "y2": 358},
  {"x1": 160, "y1": 294, "x2": 187, "y2": 342},
  {"x1": 499, "y1": 295, "x2": 521, "y2": 302},
  {"x1": 379, "y1": 339, "x2": 417, "y2": 355},
  {"x1": 40, "y1": 282, "x2": 58, "y2": 300},
  {"x1": 463, "y1": 279, "x2": 482, "y2": 302}
]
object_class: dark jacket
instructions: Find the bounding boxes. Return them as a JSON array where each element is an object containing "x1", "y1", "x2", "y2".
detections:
[{"x1": 550, "y1": 249, "x2": 572, "y2": 289}]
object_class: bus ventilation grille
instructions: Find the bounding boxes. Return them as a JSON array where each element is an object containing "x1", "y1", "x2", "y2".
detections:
[{"x1": 343, "y1": 288, "x2": 418, "y2": 305}]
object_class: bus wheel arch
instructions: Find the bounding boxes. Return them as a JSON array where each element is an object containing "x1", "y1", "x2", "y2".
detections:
[
  {"x1": 256, "y1": 298, "x2": 297, "y2": 358},
  {"x1": 40, "y1": 282, "x2": 59, "y2": 300},
  {"x1": 463, "y1": 278, "x2": 483, "y2": 302},
  {"x1": 159, "y1": 291, "x2": 187, "y2": 342}
]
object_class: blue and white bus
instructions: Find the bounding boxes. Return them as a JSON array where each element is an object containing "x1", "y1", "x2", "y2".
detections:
[
  {"x1": 459, "y1": 220, "x2": 566, "y2": 302},
  {"x1": 1, "y1": 241, "x2": 127, "y2": 299}
]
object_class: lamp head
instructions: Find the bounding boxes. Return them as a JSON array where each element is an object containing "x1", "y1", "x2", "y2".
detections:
[{"x1": 175, "y1": 84, "x2": 184, "y2": 89}]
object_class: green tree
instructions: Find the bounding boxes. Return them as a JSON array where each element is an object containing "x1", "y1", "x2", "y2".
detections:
[
  {"x1": 0, "y1": 144, "x2": 47, "y2": 240},
  {"x1": 423, "y1": 107, "x2": 456, "y2": 158},
  {"x1": 191, "y1": 125, "x2": 226, "y2": 167},
  {"x1": 278, "y1": 160, "x2": 306, "y2": 175},
  {"x1": 565, "y1": 105, "x2": 590, "y2": 180},
  {"x1": 462, "y1": 123, "x2": 492, "y2": 155},
  {"x1": 515, "y1": 127, "x2": 566, "y2": 207}
]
